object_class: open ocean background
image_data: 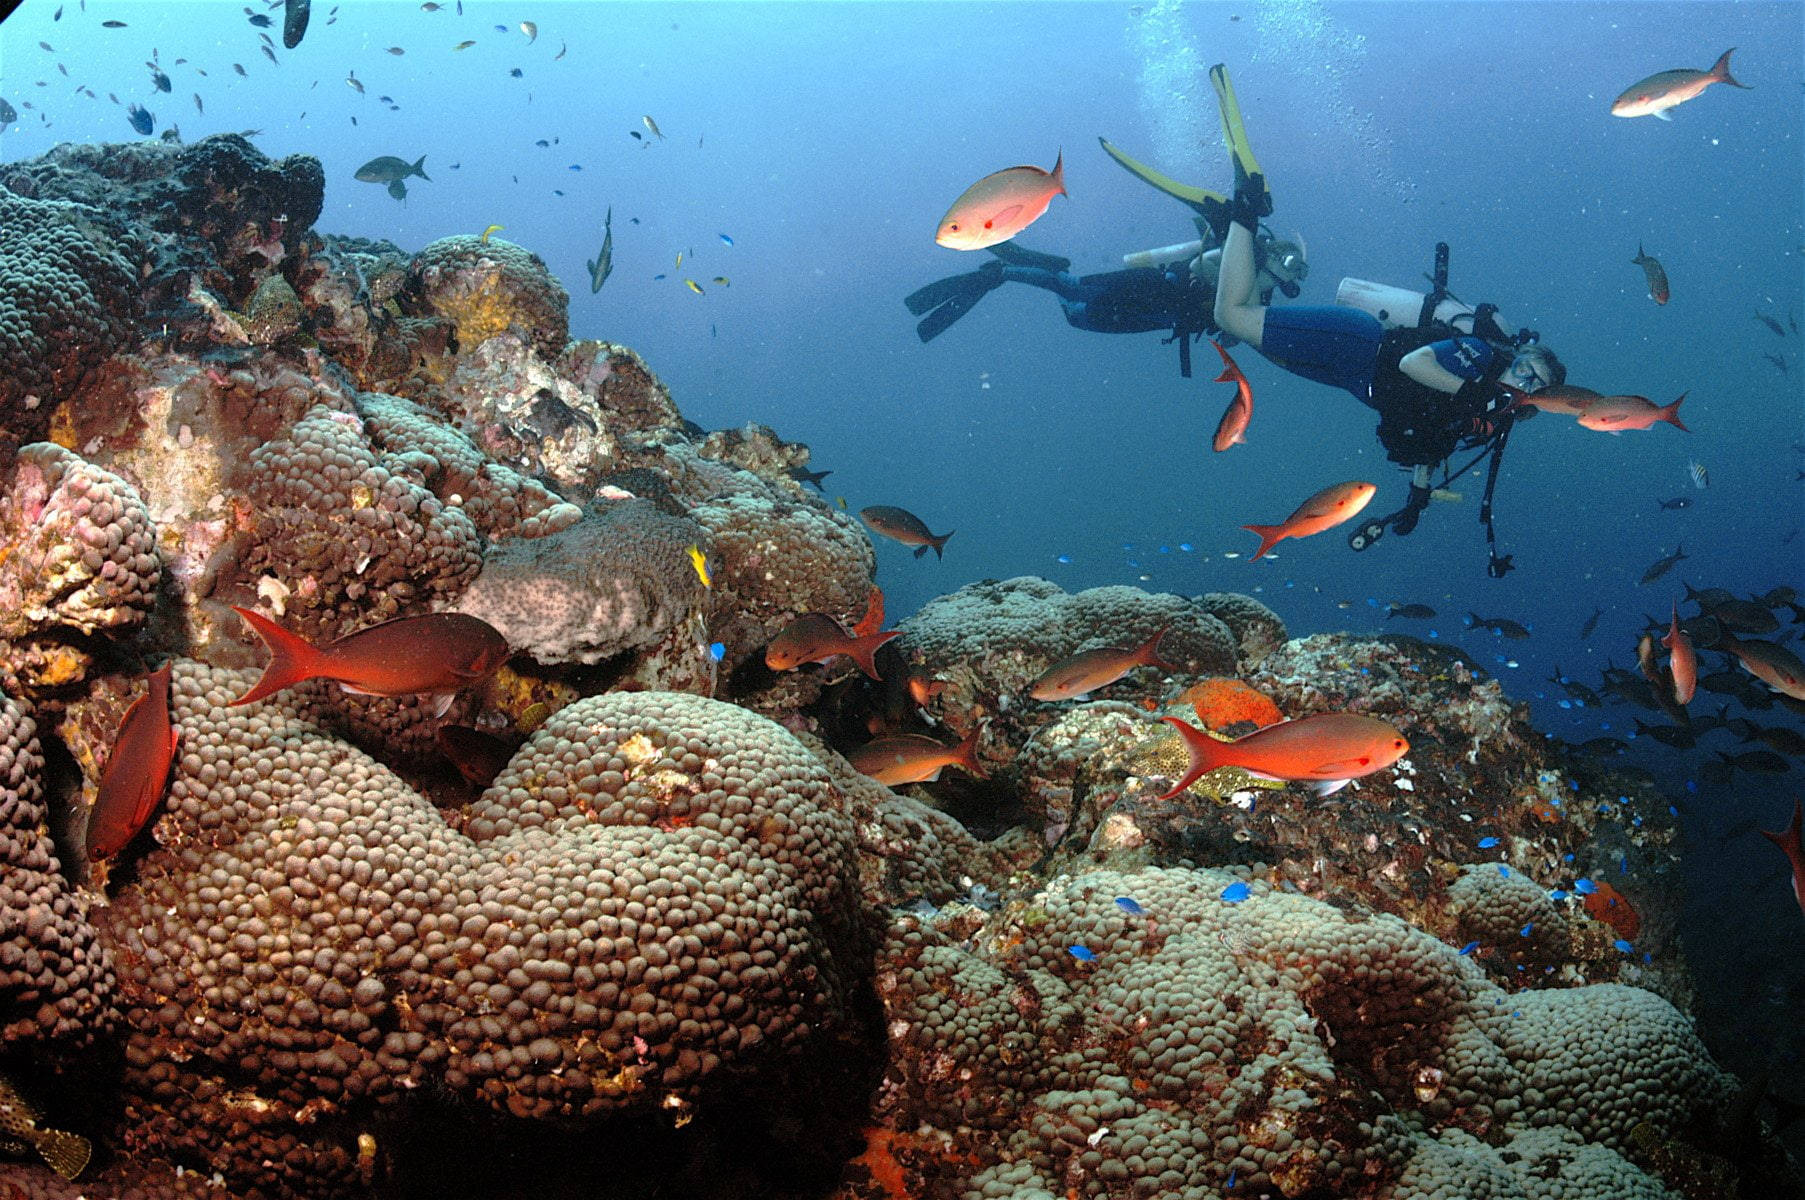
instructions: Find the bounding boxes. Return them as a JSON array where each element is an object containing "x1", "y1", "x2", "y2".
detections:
[{"x1": 3, "y1": 0, "x2": 1803, "y2": 1114}]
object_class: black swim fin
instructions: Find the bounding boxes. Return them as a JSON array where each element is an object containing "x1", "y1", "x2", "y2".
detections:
[
  {"x1": 909, "y1": 263, "x2": 1005, "y2": 343},
  {"x1": 987, "y1": 241, "x2": 1070, "y2": 272}
]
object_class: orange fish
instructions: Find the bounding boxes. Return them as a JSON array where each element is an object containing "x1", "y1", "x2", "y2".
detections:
[
  {"x1": 1028, "y1": 627, "x2": 1174, "y2": 701},
  {"x1": 1611, "y1": 48, "x2": 1748, "y2": 120},
  {"x1": 1720, "y1": 633, "x2": 1805, "y2": 701},
  {"x1": 1575, "y1": 393, "x2": 1688, "y2": 433},
  {"x1": 1210, "y1": 340, "x2": 1253, "y2": 452},
  {"x1": 765, "y1": 612, "x2": 901, "y2": 680},
  {"x1": 1501, "y1": 382, "x2": 1600, "y2": 417},
  {"x1": 935, "y1": 153, "x2": 1065, "y2": 251},
  {"x1": 87, "y1": 663, "x2": 181, "y2": 861},
  {"x1": 1763, "y1": 800, "x2": 1805, "y2": 918},
  {"x1": 434, "y1": 724, "x2": 518, "y2": 788},
  {"x1": 1661, "y1": 601, "x2": 1696, "y2": 705},
  {"x1": 905, "y1": 663, "x2": 946, "y2": 707},
  {"x1": 1160, "y1": 712, "x2": 1408, "y2": 798},
  {"x1": 230, "y1": 607, "x2": 510, "y2": 709},
  {"x1": 847, "y1": 724, "x2": 985, "y2": 786},
  {"x1": 1242, "y1": 480, "x2": 1376, "y2": 561},
  {"x1": 860, "y1": 505, "x2": 954, "y2": 559}
]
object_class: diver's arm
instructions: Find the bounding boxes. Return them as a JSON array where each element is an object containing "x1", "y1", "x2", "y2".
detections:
[{"x1": 1398, "y1": 345, "x2": 1466, "y2": 394}]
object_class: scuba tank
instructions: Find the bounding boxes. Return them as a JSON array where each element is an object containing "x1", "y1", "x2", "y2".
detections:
[
  {"x1": 1335, "y1": 277, "x2": 1517, "y2": 340},
  {"x1": 1122, "y1": 239, "x2": 1205, "y2": 271}
]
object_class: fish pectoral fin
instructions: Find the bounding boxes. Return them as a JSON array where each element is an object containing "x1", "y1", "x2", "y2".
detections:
[
  {"x1": 431, "y1": 692, "x2": 457, "y2": 718},
  {"x1": 37, "y1": 1127, "x2": 92, "y2": 1181},
  {"x1": 1654, "y1": 110, "x2": 1673, "y2": 122},
  {"x1": 338, "y1": 682, "x2": 380, "y2": 696},
  {"x1": 1312, "y1": 778, "x2": 1354, "y2": 798},
  {"x1": 983, "y1": 204, "x2": 1023, "y2": 231}
]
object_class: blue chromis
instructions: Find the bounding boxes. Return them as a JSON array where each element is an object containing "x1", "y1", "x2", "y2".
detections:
[
  {"x1": 1459, "y1": 941, "x2": 1480, "y2": 955},
  {"x1": 1114, "y1": 897, "x2": 1144, "y2": 916},
  {"x1": 1219, "y1": 881, "x2": 1251, "y2": 904},
  {"x1": 708, "y1": 642, "x2": 725, "y2": 662},
  {"x1": 719, "y1": 233, "x2": 734, "y2": 246},
  {"x1": 1477, "y1": 836, "x2": 1500, "y2": 848},
  {"x1": 1067, "y1": 945, "x2": 1096, "y2": 962},
  {"x1": 1573, "y1": 878, "x2": 1598, "y2": 895},
  {"x1": 1613, "y1": 939, "x2": 1634, "y2": 953}
]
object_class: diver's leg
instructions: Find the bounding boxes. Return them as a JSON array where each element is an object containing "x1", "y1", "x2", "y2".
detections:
[{"x1": 1214, "y1": 220, "x2": 1267, "y2": 349}]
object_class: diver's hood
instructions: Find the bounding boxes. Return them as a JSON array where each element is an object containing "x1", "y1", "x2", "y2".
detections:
[{"x1": 1263, "y1": 231, "x2": 1308, "y2": 284}]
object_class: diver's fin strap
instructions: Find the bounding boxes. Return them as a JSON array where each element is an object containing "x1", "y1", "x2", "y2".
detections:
[{"x1": 1097, "y1": 136, "x2": 1227, "y2": 218}]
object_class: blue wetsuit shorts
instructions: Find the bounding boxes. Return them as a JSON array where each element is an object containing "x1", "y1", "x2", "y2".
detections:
[{"x1": 1257, "y1": 306, "x2": 1384, "y2": 400}]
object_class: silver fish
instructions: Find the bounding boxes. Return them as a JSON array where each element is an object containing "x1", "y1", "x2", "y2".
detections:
[{"x1": 586, "y1": 206, "x2": 614, "y2": 293}]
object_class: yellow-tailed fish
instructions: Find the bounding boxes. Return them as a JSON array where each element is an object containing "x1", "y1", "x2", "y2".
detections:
[
  {"x1": 685, "y1": 279, "x2": 703, "y2": 295},
  {"x1": 479, "y1": 223, "x2": 504, "y2": 244},
  {"x1": 643, "y1": 114, "x2": 663, "y2": 139},
  {"x1": 835, "y1": 496, "x2": 847, "y2": 510},
  {"x1": 675, "y1": 250, "x2": 683, "y2": 269},
  {"x1": 686, "y1": 544, "x2": 711, "y2": 588}
]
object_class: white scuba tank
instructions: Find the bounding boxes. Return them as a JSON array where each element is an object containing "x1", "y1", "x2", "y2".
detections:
[
  {"x1": 1336, "y1": 277, "x2": 1516, "y2": 339},
  {"x1": 1122, "y1": 239, "x2": 1205, "y2": 271}
]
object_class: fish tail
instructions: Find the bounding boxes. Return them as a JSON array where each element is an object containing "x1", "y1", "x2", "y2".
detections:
[
  {"x1": 848, "y1": 630, "x2": 902, "y2": 682},
  {"x1": 37, "y1": 1128, "x2": 92, "y2": 1180},
  {"x1": 229, "y1": 606, "x2": 324, "y2": 706},
  {"x1": 1633, "y1": 242, "x2": 1645, "y2": 263},
  {"x1": 1138, "y1": 624, "x2": 1177, "y2": 672},
  {"x1": 412, "y1": 154, "x2": 430, "y2": 181},
  {"x1": 929, "y1": 530, "x2": 954, "y2": 560},
  {"x1": 1662, "y1": 392, "x2": 1689, "y2": 431},
  {"x1": 1241, "y1": 524, "x2": 1281, "y2": 561},
  {"x1": 951, "y1": 721, "x2": 988, "y2": 779},
  {"x1": 1710, "y1": 47, "x2": 1749, "y2": 88},
  {"x1": 1159, "y1": 716, "x2": 1229, "y2": 799},
  {"x1": 1051, "y1": 149, "x2": 1066, "y2": 196}
]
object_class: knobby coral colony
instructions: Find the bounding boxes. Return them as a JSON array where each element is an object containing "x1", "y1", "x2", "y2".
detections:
[{"x1": 0, "y1": 133, "x2": 1786, "y2": 1200}]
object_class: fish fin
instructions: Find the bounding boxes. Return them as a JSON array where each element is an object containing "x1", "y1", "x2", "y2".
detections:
[
  {"x1": 37, "y1": 1128, "x2": 92, "y2": 1181},
  {"x1": 1050, "y1": 149, "x2": 1065, "y2": 196},
  {"x1": 1311, "y1": 778, "x2": 1353, "y2": 798},
  {"x1": 431, "y1": 692, "x2": 457, "y2": 718},
  {"x1": 412, "y1": 154, "x2": 430, "y2": 181},
  {"x1": 983, "y1": 203, "x2": 1024, "y2": 231},
  {"x1": 951, "y1": 721, "x2": 988, "y2": 779},
  {"x1": 1159, "y1": 716, "x2": 1229, "y2": 799},
  {"x1": 1663, "y1": 392, "x2": 1689, "y2": 431},
  {"x1": 852, "y1": 586, "x2": 885, "y2": 638},
  {"x1": 912, "y1": 544, "x2": 928, "y2": 559},
  {"x1": 230, "y1": 606, "x2": 324, "y2": 706},
  {"x1": 1711, "y1": 47, "x2": 1749, "y2": 88},
  {"x1": 1654, "y1": 109, "x2": 1672, "y2": 121},
  {"x1": 930, "y1": 531, "x2": 954, "y2": 560},
  {"x1": 847, "y1": 630, "x2": 902, "y2": 682},
  {"x1": 1138, "y1": 625, "x2": 1177, "y2": 672},
  {"x1": 1240, "y1": 523, "x2": 1281, "y2": 561}
]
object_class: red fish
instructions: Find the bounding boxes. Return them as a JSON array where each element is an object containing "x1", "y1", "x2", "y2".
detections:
[
  {"x1": 1720, "y1": 633, "x2": 1805, "y2": 701},
  {"x1": 434, "y1": 724, "x2": 518, "y2": 788},
  {"x1": 860, "y1": 505, "x2": 954, "y2": 559},
  {"x1": 1242, "y1": 480, "x2": 1376, "y2": 561},
  {"x1": 1661, "y1": 601, "x2": 1696, "y2": 705},
  {"x1": 847, "y1": 724, "x2": 985, "y2": 786},
  {"x1": 1611, "y1": 48, "x2": 1748, "y2": 120},
  {"x1": 1028, "y1": 627, "x2": 1174, "y2": 701},
  {"x1": 905, "y1": 663, "x2": 946, "y2": 707},
  {"x1": 935, "y1": 154, "x2": 1066, "y2": 251},
  {"x1": 1500, "y1": 382, "x2": 1601, "y2": 418},
  {"x1": 1575, "y1": 393, "x2": 1688, "y2": 433},
  {"x1": 1210, "y1": 340, "x2": 1253, "y2": 451},
  {"x1": 1160, "y1": 712, "x2": 1409, "y2": 798},
  {"x1": 1761, "y1": 799, "x2": 1805, "y2": 918},
  {"x1": 87, "y1": 663, "x2": 180, "y2": 861},
  {"x1": 230, "y1": 607, "x2": 510, "y2": 709},
  {"x1": 765, "y1": 612, "x2": 900, "y2": 680}
]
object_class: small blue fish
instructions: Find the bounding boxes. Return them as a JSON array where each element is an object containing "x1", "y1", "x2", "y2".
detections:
[
  {"x1": 653, "y1": 273, "x2": 666, "y2": 280},
  {"x1": 1613, "y1": 939, "x2": 1634, "y2": 953},
  {"x1": 1547, "y1": 889, "x2": 1568, "y2": 901},
  {"x1": 1068, "y1": 945, "x2": 1096, "y2": 962},
  {"x1": 510, "y1": 67, "x2": 523, "y2": 78},
  {"x1": 1219, "y1": 881, "x2": 1251, "y2": 904},
  {"x1": 568, "y1": 164, "x2": 582, "y2": 171},
  {"x1": 708, "y1": 642, "x2": 725, "y2": 662},
  {"x1": 1055, "y1": 554, "x2": 1072, "y2": 564},
  {"x1": 1477, "y1": 836, "x2": 1499, "y2": 849},
  {"x1": 1573, "y1": 878, "x2": 1597, "y2": 895},
  {"x1": 719, "y1": 233, "x2": 734, "y2": 246},
  {"x1": 1114, "y1": 897, "x2": 1144, "y2": 916},
  {"x1": 1496, "y1": 865, "x2": 1511, "y2": 878},
  {"x1": 1459, "y1": 941, "x2": 1480, "y2": 956},
  {"x1": 1519, "y1": 923, "x2": 1534, "y2": 937},
  {"x1": 1179, "y1": 542, "x2": 1194, "y2": 552}
]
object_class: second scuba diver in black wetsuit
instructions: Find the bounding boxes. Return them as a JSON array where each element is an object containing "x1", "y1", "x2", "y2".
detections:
[
  {"x1": 1201, "y1": 63, "x2": 1565, "y2": 574},
  {"x1": 904, "y1": 137, "x2": 1309, "y2": 379}
]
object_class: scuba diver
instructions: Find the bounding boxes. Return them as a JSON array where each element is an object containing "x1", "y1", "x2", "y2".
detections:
[
  {"x1": 904, "y1": 139, "x2": 1309, "y2": 380},
  {"x1": 1203, "y1": 63, "x2": 1565, "y2": 577}
]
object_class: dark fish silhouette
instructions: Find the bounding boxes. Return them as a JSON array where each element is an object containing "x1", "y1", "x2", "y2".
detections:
[
  {"x1": 1756, "y1": 311, "x2": 1786, "y2": 338},
  {"x1": 787, "y1": 466, "x2": 832, "y2": 492},
  {"x1": 1639, "y1": 544, "x2": 1687, "y2": 584},
  {"x1": 126, "y1": 103, "x2": 154, "y2": 135},
  {"x1": 585, "y1": 206, "x2": 613, "y2": 293},
  {"x1": 1385, "y1": 603, "x2": 1435, "y2": 619},
  {"x1": 1657, "y1": 496, "x2": 1692, "y2": 510},
  {"x1": 1465, "y1": 613, "x2": 1529, "y2": 639},
  {"x1": 861, "y1": 505, "x2": 954, "y2": 559}
]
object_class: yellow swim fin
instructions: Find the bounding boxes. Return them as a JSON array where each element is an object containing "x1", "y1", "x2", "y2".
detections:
[
  {"x1": 1209, "y1": 63, "x2": 1271, "y2": 218},
  {"x1": 1096, "y1": 135, "x2": 1226, "y2": 219}
]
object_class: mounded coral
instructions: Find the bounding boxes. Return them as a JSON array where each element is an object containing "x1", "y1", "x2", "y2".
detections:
[
  {"x1": 0, "y1": 193, "x2": 140, "y2": 447},
  {"x1": 94, "y1": 667, "x2": 871, "y2": 1198},
  {"x1": 453, "y1": 500, "x2": 707, "y2": 666},
  {"x1": 861, "y1": 866, "x2": 1733, "y2": 1200},
  {"x1": 402, "y1": 235, "x2": 569, "y2": 360},
  {"x1": 0, "y1": 689, "x2": 115, "y2": 1055}
]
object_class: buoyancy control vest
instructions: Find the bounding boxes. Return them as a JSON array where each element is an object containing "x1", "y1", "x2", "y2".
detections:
[{"x1": 1366, "y1": 325, "x2": 1511, "y2": 467}]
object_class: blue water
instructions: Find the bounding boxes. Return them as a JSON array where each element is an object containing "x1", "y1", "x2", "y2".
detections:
[{"x1": 3, "y1": 0, "x2": 1803, "y2": 1083}]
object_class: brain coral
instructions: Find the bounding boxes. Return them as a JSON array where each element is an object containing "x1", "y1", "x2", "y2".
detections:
[
  {"x1": 0, "y1": 193, "x2": 139, "y2": 447},
  {"x1": 0, "y1": 687, "x2": 115, "y2": 1052},
  {"x1": 866, "y1": 866, "x2": 1732, "y2": 1200},
  {"x1": 452, "y1": 500, "x2": 707, "y2": 666},
  {"x1": 403, "y1": 235, "x2": 569, "y2": 359},
  {"x1": 0, "y1": 443, "x2": 161, "y2": 643},
  {"x1": 95, "y1": 666, "x2": 868, "y2": 1198}
]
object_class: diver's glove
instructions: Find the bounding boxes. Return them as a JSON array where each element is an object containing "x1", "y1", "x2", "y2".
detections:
[{"x1": 1390, "y1": 483, "x2": 1433, "y2": 537}]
